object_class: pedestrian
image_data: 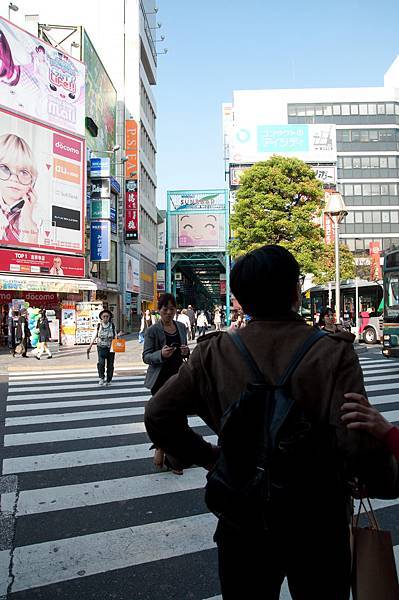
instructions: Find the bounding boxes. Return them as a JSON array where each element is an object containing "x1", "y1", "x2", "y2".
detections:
[
  {"x1": 15, "y1": 309, "x2": 30, "y2": 357},
  {"x1": 87, "y1": 309, "x2": 117, "y2": 386},
  {"x1": 177, "y1": 308, "x2": 191, "y2": 335},
  {"x1": 317, "y1": 306, "x2": 345, "y2": 333},
  {"x1": 214, "y1": 309, "x2": 222, "y2": 332},
  {"x1": 7, "y1": 309, "x2": 18, "y2": 356},
  {"x1": 35, "y1": 309, "x2": 52, "y2": 360},
  {"x1": 197, "y1": 311, "x2": 208, "y2": 337},
  {"x1": 139, "y1": 309, "x2": 155, "y2": 344},
  {"x1": 143, "y1": 292, "x2": 190, "y2": 475},
  {"x1": 186, "y1": 304, "x2": 196, "y2": 340},
  {"x1": 145, "y1": 244, "x2": 399, "y2": 600}
]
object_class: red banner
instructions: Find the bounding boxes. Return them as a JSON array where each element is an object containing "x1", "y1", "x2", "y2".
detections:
[
  {"x1": 125, "y1": 180, "x2": 139, "y2": 241},
  {"x1": 323, "y1": 213, "x2": 335, "y2": 245},
  {"x1": 369, "y1": 241, "x2": 382, "y2": 280},
  {"x1": 0, "y1": 248, "x2": 85, "y2": 278}
]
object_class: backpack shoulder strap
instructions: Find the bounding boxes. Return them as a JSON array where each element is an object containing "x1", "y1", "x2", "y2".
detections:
[
  {"x1": 228, "y1": 331, "x2": 265, "y2": 383},
  {"x1": 277, "y1": 329, "x2": 329, "y2": 386}
]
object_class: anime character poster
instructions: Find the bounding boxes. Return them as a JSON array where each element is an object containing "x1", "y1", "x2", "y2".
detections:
[
  {"x1": 0, "y1": 108, "x2": 85, "y2": 254},
  {"x1": 0, "y1": 17, "x2": 85, "y2": 136},
  {"x1": 126, "y1": 254, "x2": 140, "y2": 293},
  {"x1": 178, "y1": 213, "x2": 221, "y2": 247}
]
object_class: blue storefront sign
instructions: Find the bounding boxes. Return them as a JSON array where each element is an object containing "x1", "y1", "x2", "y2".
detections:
[
  {"x1": 90, "y1": 220, "x2": 111, "y2": 261},
  {"x1": 110, "y1": 176, "x2": 121, "y2": 195},
  {"x1": 257, "y1": 125, "x2": 309, "y2": 153},
  {"x1": 90, "y1": 157, "x2": 111, "y2": 178}
]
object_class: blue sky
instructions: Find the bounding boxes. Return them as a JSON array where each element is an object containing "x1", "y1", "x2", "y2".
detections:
[{"x1": 155, "y1": 0, "x2": 399, "y2": 208}]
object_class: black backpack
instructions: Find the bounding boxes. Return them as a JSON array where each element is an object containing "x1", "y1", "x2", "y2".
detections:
[{"x1": 205, "y1": 328, "x2": 329, "y2": 530}]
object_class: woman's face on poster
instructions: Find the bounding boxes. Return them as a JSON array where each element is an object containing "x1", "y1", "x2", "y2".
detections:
[
  {"x1": 178, "y1": 214, "x2": 218, "y2": 247},
  {"x1": 0, "y1": 162, "x2": 33, "y2": 204}
]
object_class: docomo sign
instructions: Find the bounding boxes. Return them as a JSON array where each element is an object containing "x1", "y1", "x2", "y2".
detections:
[{"x1": 0, "y1": 248, "x2": 85, "y2": 277}]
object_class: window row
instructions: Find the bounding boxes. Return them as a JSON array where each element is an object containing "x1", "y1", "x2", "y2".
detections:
[
  {"x1": 140, "y1": 207, "x2": 157, "y2": 246},
  {"x1": 338, "y1": 182, "x2": 399, "y2": 196},
  {"x1": 337, "y1": 155, "x2": 399, "y2": 169},
  {"x1": 288, "y1": 102, "x2": 399, "y2": 118},
  {"x1": 140, "y1": 164, "x2": 156, "y2": 207},
  {"x1": 140, "y1": 122, "x2": 156, "y2": 170},
  {"x1": 344, "y1": 237, "x2": 397, "y2": 252},
  {"x1": 336, "y1": 129, "x2": 399, "y2": 143},
  {"x1": 140, "y1": 81, "x2": 156, "y2": 131},
  {"x1": 344, "y1": 210, "x2": 399, "y2": 224}
]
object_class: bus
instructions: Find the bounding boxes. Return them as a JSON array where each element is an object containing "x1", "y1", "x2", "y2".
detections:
[
  {"x1": 303, "y1": 280, "x2": 383, "y2": 344},
  {"x1": 382, "y1": 249, "x2": 399, "y2": 357}
]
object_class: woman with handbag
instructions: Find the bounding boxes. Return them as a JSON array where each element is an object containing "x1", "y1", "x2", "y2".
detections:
[
  {"x1": 143, "y1": 293, "x2": 189, "y2": 474},
  {"x1": 15, "y1": 310, "x2": 30, "y2": 358},
  {"x1": 35, "y1": 309, "x2": 52, "y2": 360},
  {"x1": 87, "y1": 309, "x2": 117, "y2": 386}
]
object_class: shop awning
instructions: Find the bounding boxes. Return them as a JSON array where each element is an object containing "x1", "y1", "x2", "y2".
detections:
[{"x1": 0, "y1": 275, "x2": 97, "y2": 294}]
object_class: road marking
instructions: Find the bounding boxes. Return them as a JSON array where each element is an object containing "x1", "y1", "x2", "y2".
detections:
[
  {"x1": 8, "y1": 366, "x2": 145, "y2": 377},
  {"x1": 9, "y1": 377, "x2": 145, "y2": 392},
  {"x1": 5, "y1": 406, "x2": 146, "y2": 426},
  {"x1": 6, "y1": 396, "x2": 151, "y2": 412},
  {"x1": 10, "y1": 513, "x2": 217, "y2": 592},
  {"x1": 6, "y1": 388, "x2": 148, "y2": 402}
]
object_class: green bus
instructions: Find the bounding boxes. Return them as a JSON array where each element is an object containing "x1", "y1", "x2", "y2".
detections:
[{"x1": 382, "y1": 249, "x2": 399, "y2": 357}]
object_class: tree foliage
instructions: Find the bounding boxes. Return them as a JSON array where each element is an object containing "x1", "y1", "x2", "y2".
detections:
[
  {"x1": 315, "y1": 242, "x2": 356, "y2": 284},
  {"x1": 229, "y1": 156, "x2": 326, "y2": 275}
]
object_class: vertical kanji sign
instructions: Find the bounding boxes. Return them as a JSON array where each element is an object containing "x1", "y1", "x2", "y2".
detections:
[{"x1": 125, "y1": 119, "x2": 139, "y2": 241}]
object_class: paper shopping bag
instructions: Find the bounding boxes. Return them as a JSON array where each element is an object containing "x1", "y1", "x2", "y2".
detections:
[
  {"x1": 352, "y1": 499, "x2": 399, "y2": 600},
  {"x1": 111, "y1": 339, "x2": 126, "y2": 353}
]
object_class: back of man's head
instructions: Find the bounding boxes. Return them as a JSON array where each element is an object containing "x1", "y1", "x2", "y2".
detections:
[{"x1": 230, "y1": 245, "x2": 300, "y2": 318}]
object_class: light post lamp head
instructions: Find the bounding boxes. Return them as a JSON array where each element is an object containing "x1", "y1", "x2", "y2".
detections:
[{"x1": 324, "y1": 191, "x2": 348, "y2": 223}]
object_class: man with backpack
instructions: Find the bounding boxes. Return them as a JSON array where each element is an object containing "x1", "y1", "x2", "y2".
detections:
[
  {"x1": 87, "y1": 309, "x2": 117, "y2": 386},
  {"x1": 145, "y1": 245, "x2": 399, "y2": 600}
]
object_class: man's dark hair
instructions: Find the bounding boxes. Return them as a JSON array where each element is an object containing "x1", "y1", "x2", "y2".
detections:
[
  {"x1": 158, "y1": 293, "x2": 177, "y2": 310},
  {"x1": 230, "y1": 245, "x2": 300, "y2": 317}
]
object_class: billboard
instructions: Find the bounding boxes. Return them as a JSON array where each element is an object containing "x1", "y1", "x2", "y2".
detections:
[
  {"x1": 178, "y1": 213, "x2": 221, "y2": 248},
  {"x1": 125, "y1": 119, "x2": 138, "y2": 179},
  {"x1": 126, "y1": 254, "x2": 140, "y2": 293},
  {"x1": 230, "y1": 124, "x2": 336, "y2": 163},
  {"x1": 125, "y1": 179, "x2": 139, "y2": 241},
  {"x1": 0, "y1": 108, "x2": 85, "y2": 254},
  {"x1": 0, "y1": 17, "x2": 85, "y2": 136},
  {"x1": 83, "y1": 31, "x2": 116, "y2": 152},
  {"x1": 90, "y1": 220, "x2": 110, "y2": 261},
  {"x1": 0, "y1": 247, "x2": 84, "y2": 277}
]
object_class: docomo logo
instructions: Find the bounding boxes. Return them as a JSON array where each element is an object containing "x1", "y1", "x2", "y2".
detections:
[{"x1": 53, "y1": 133, "x2": 82, "y2": 162}]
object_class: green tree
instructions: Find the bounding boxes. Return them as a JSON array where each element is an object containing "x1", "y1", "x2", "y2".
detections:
[
  {"x1": 229, "y1": 156, "x2": 326, "y2": 275},
  {"x1": 315, "y1": 242, "x2": 356, "y2": 284}
]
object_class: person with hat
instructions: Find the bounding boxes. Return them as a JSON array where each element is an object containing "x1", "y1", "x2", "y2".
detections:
[{"x1": 87, "y1": 309, "x2": 117, "y2": 386}]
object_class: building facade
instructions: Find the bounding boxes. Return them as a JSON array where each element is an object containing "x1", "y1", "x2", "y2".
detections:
[{"x1": 225, "y1": 57, "x2": 399, "y2": 259}]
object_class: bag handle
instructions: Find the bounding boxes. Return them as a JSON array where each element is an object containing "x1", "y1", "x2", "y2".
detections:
[{"x1": 355, "y1": 497, "x2": 380, "y2": 530}]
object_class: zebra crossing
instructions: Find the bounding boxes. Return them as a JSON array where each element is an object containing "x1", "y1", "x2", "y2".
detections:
[{"x1": 0, "y1": 354, "x2": 398, "y2": 599}]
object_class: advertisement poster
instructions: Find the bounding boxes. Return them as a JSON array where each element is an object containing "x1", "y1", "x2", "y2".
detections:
[
  {"x1": 90, "y1": 220, "x2": 110, "y2": 261},
  {"x1": 75, "y1": 301, "x2": 102, "y2": 345},
  {"x1": 126, "y1": 254, "x2": 140, "y2": 293},
  {"x1": 0, "y1": 108, "x2": 85, "y2": 254},
  {"x1": 125, "y1": 179, "x2": 139, "y2": 241},
  {"x1": 369, "y1": 241, "x2": 382, "y2": 281},
  {"x1": 84, "y1": 31, "x2": 116, "y2": 152},
  {"x1": 178, "y1": 213, "x2": 221, "y2": 247},
  {"x1": 0, "y1": 248, "x2": 84, "y2": 277},
  {"x1": 0, "y1": 17, "x2": 85, "y2": 136},
  {"x1": 90, "y1": 177, "x2": 111, "y2": 219}
]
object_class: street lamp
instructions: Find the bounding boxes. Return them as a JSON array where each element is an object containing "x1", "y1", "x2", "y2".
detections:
[
  {"x1": 8, "y1": 3, "x2": 18, "y2": 20},
  {"x1": 324, "y1": 191, "x2": 348, "y2": 324}
]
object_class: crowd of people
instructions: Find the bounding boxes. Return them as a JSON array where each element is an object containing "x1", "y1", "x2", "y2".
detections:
[{"x1": 7, "y1": 307, "x2": 52, "y2": 359}]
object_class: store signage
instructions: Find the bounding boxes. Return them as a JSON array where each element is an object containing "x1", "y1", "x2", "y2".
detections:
[
  {"x1": 90, "y1": 157, "x2": 110, "y2": 178},
  {"x1": 323, "y1": 212, "x2": 335, "y2": 245},
  {"x1": 0, "y1": 291, "x2": 59, "y2": 306},
  {"x1": 91, "y1": 178, "x2": 111, "y2": 198},
  {"x1": 90, "y1": 220, "x2": 111, "y2": 261},
  {"x1": 126, "y1": 255, "x2": 140, "y2": 293},
  {"x1": 0, "y1": 17, "x2": 86, "y2": 136},
  {"x1": 0, "y1": 276, "x2": 81, "y2": 293},
  {"x1": 91, "y1": 199, "x2": 111, "y2": 220},
  {"x1": 0, "y1": 248, "x2": 85, "y2": 278},
  {"x1": 125, "y1": 179, "x2": 139, "y2": 241},
  {"x1": 369, "y1": 241, "x2": 382, "y2": 281},
  {"x1": 125, "y1": 119, "x2": 138, "y2": 179},
  {"x1": 110, "y1": 176, "x2": 121, "y2": 195}
]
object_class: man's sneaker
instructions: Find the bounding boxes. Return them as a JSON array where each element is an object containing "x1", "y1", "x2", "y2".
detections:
[{"x1": 98, "y1": 378, "x2": 105, "y2": 386}]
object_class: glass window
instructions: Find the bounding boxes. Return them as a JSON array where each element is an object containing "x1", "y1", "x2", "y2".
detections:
[
  {"x1": 368, "y1": 103, "x2": 377, "y2": 115},
  {"x1": 369, "y1": 130, "x2": 379, "y2": 141},
  {"x1": 340, "y1": 130, "x2": 350, "y2": 142},
  {"x1": 297, "y1": 106, "x2": 306, "y2": 116},
  {"x1": 396, "y1": 104, "x2": 399, "y2": 115},
  {"x1": 332, "y1": 104, "x2": 341, "y2": 115},
  {"x1": 346, "y1": 239, "x2": 355, "y2": 251},
  {"x1": 363, "y1": 184, "x2": 371, "y2": 196},
  {"x1": 353, "y1": 157, "x2": 361, "y2": 168},
  {"x1": 337, "y1": 183, "x2": 344, "y2": 194},
  {"x1": 377, "y1": 104, "x2": 385, "y2": 114},
  {"x1": 315, "y1": 105, "x2": 323, "y2": 116},
  {"x1": 361, "y1": 156, "x2": 370, "y2": 168},
  {"x1": 380, "y1": 157, "x2": 388, "y2": 168},
  {"x1": 306, "y1": 105, "x2": 315, "y2": 116},
  {"x1": 364, "y1": 211, "x2": 372, "y2": 223},
  {"x1": 341, "y1": 104, "x2": 350, "y2": 115},
  {"x1": 371, "y1": 184, "x2": 380, "y2": 195},
  {"x1": 354, "y1": 184, "x2": 362, "y2": 196},
  {"x1": 359, "y1": 104, "x2": 368, "y2": 115},
  {"x1": 324, "y1": 104, "x2": 332, "y2": 116},
  {"x1": 391, "y1": 211, "x2": 399, "y2": 223},
  {"x1": 360, "y1": 130, "x2": 369, "y2": 142},
  {"x1": 386, "y1": 103, "x2": 395, "y2": 115},
  {"x1": 350, "y1": 104, "x2": 359, "y2": 115},
  {"x1": 355, "y1": 212, "x2": 363, "y2": 223},
  {"x1": 389, "y1": 183, "x2": 398, "y2": 195},
  {"x1": 380, "y1": 130, "x2": 394, "y2": 141},
  {"x1": 355, "y1": 238, "x2": 364, "y2": 250},
  {"x1": 343, "y1": 157, "x2": 352, "y2": 169},
  {"x1": 382, "y1": 211, "x2": 390, "y2": 223},
  {"x1": 346, "y1": 211, "x2": 354, "y2": 223},
  {"x1": 372, "y1": 211, "x2": 381, "y2": 223},
  {"x1": 344, "y1": 184, "x2": 354, "y2": 196},
  {"x1": 381, "y1": 184, "x2": 389, "y2": 195},
  {"x1": 388, "y1": 156, "x2": 397, "y2": 169},
  {"x1": 351, "y1": 130, "x2": 361, "y2": 141},
  {"x1": 370, "y1": 157, "x2": 379, "y2": 168}
]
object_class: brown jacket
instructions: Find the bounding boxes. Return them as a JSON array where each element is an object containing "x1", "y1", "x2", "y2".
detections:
[{"x1": 145, "y1": 314, "x2": 399, "y2": 498}]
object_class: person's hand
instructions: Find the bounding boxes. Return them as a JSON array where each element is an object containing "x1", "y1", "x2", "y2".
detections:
[
  {"x1": 20, "y1": 188, "x2": 38, "y2": 225},
  {"x1": 87, "y1": 347, "x2": 91, "y2": 358},
  {"x1": 341, "y1": 393, "x2": 393, "y2": 440},
  {"x1": 204, "y1": 445, "x2": 220, "y2": 471},
  {"x1": 161, "y1": 345, "x2": 175, "y2": 359},
  {"x1": 180, "y1": 344, "x2": 190, "y2": 357}
]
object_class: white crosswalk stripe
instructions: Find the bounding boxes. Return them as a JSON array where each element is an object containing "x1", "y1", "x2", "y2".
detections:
[{"x1": 1, "y1": 356, "x2": 399, "y2": 599}]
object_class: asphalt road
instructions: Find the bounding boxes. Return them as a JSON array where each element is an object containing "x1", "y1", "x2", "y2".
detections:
[{"x1": 0, "y1": 344, "x2": 398, "y2": 599}]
